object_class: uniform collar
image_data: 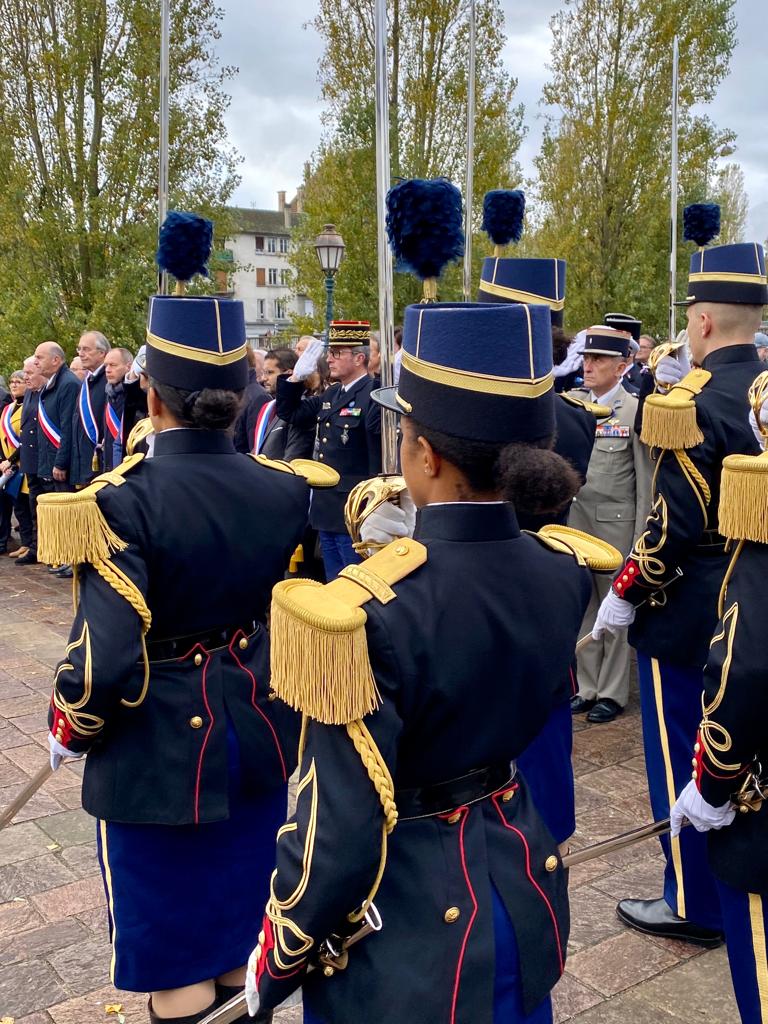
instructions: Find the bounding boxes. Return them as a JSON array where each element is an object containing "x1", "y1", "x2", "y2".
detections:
[
  {"x1": 591, "y1": 381, "x2": 624, "y2": 408},
  {"x1": 702, "y1": 344, "x2": 763, "y2": 370},
  {"x1": 414, "y1": 501, "x2": 521, "y2": 542},
  {"x1": 152, "y1": 428, "x2": 236, "y2": 457}
]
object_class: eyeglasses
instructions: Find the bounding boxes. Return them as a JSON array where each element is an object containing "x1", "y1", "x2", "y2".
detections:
[{"x1": 328, "y1": 347, "x2": 355, "y2": 359}]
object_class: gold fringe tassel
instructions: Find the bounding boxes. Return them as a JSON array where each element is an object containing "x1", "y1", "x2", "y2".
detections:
[
  {"x1": 270, "y1": 580, "x2": 381, "y2": 724},
  {"x1": 37, "y1": 492, "x2": 128, "y2": 567},
  {"x1": 640, "y1": 393, "x2": 703, "y2": 450},
  {"x1": 718, "y1": 453, "x2": 768, "y2": 544}
]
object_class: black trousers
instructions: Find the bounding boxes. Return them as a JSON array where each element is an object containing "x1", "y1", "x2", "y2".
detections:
[
  {"x1": 13, "y1": 492, "x2": 33, "y2": 547},
  {"x1": 26, "y1": 474, "x2": 46, "y2": 555}
]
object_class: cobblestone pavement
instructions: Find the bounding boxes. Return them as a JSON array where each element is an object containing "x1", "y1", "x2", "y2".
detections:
[{"x1": 0, "y1": 556, "x2": 737, "y2": 1023}]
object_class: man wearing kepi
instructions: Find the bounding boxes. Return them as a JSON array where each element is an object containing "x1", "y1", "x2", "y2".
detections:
[
  {"x1": 243, "y1": 298, "x2": 614, "y2": 1024},
  {"x1": 568, "y1": 326, "x2": 652, "y2": 724},
  {"x1": 38, "y1": 212, "x2": 328, "y2": 1024},
  {"x1": 275, "y1": 320, "x2": 381, "y2": 580},
  {"x1": 669, "y1": 375, "x2": 768, "y2": 1023},
  {"x1": 594, "y1": 206, "x2": 766, "y2": 946}
]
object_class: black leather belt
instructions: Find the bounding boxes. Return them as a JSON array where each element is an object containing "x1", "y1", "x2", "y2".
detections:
[
  {"x1": 398, "y1": 763, "x2": 516, "y2": 821},
  {"x1": 145, "y1": 620, "x2": 260, "y2": 661}
]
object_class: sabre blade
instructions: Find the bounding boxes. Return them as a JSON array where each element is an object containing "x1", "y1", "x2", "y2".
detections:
[
  {"x1": 562, "y1": 817, "x2": 676, "y2": 869},
  {"x1": 0, "y1": 763, "x2": 52, "y2": 831}
]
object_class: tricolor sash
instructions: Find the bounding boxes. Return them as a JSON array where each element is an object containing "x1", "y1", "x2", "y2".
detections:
[
  {"x1": 253, "y1": 399, "x2": 277, "y2": 454},
  {"x1": 78, "y1": 374, "x2": 101, "y2": 445},
  {"x1": 105, "y1": 400, "x2": 123, "y2": 464},
  {"x1": 38, "y1": 394, "x2": 62, "y2": 449},
  {"x1": 1, "y1": 402, "x2": 21, "y2": 450}
]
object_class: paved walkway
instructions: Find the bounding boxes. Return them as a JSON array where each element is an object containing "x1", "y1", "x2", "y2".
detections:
[{"x1": 0, "y1": 557, "x2": 736, "y2": 1022}]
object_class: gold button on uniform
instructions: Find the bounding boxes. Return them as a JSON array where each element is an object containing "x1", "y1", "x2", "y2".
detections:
[
  {"x1": 194, "y1": 653, "x2": 203, "y2": 667},
  {"x1": 693, "y1": 742, "x2": 701, "y2": 753},
  {"x1": 446, "y1": 811, "x2": 461, "y2": 825},
  {"x1": 267, "y1": 690, "x2": 277, "y2": 701},
  {"x1": 394, "y1": 544, "x2": 408, "y2": 556},
  {"x1": 239, "y1": 637, "x2": 248, "y2": 650},
  {"x1": 190, "y1": 716, "x2": 204, "y2": 729},
  {"x1": 444, "y1": 907, "x2": 460, "y2": 924},
  {"x1": 545, "y1": 855, "x2": 559, "y2": 872},
  {"x1": 502, "y1": 789, "x2": 515, "y2": 802}
]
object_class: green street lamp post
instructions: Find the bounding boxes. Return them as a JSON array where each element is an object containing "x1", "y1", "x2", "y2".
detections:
[{"x1": 314, "y1": 224, "x2": 346, "y2": 348}]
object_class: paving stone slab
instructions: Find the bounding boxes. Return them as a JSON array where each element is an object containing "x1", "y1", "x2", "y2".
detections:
[
  {"x1": 48, "y1": 984, "x2": 148, "y2": 1024},
  {"x1": 59, "y1": 843, "x2": 99, "y2": 880},
  {"x1": 0, "y1": 958, "x2": 68, "y2": 1017},
  {"x1": 0, "y1": 854, "x2": 75, "y2": 901},
  {"x1": 31, "y1": 875, "x2": 106, "y2": 924},
  {"x1": 0, "y1": 918, "x2": 87, "y2": 966},
  {"x1": 634, "y1": 944, "x2": 738, "y2": 1022},
  {"x1": 567, "y1": 931, "x2": 680, "y2": 997},
  {"x1": 0, "y1": 784, "x2": 62, "y2": 824},
  {"x1": 0, "y1": 822, "x2": 52, "y2": 868},
  {"x1": 553, "y1": 971, "x2": 602, "y2": 1021},
  {"x1": 38, "y1": 809, "x2": 95, "y2": 849},
  {"x1": 47, "y1": 936, "x2": 112, "y2": 995}
]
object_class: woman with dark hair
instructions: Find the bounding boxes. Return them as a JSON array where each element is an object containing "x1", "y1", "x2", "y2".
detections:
[
  {"x1": 244, "y1": 302, "x2": 614, "y2": 1024},
  {"x1": 38, "y1": 278, "x2": 328, "y2": 1024}
]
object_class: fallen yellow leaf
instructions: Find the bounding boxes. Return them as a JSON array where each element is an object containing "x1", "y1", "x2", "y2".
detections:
[{"x1": 105, "y1": 1005, "x2": 123, "y2": 1014}]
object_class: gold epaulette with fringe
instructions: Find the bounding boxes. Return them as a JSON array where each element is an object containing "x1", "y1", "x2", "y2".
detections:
[
  {"x1": 125, "y1": 417, "x2": 154, "y2": 456},
  {"x1": 560, "y1": 393, "x2": 613, "y2": 420},
  {"x1": 640, "y1": 368, "x2": 712, "y2": 450},
  {"x1": 718, "y1": 451, "x2": 768, "y2": 544},
  {"x1": 530, "y1": 524, "x2": 623, "y2": 572},
  {"x1": 251, "y1": 453, "x2": 340, "y2": 489},
  {"x1": 270, "y1": 538, "x2": 427, "y2": 724},
  {"x1": 37, "y1": 454, "x2": 145, "y2": 567}
]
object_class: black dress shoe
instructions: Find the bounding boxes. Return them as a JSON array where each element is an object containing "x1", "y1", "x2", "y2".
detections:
[
  {"x1": 570, "y1": 695, "x2": 596, "y2": 714},
  {"x1": 617, "y1": 898, "x2": 723, "y2": 947},
  {"x1": 586, "y1": 698, "x2": 624, "y2": 723},
  {"x1": 14, "y1": 550, "x2": 37, "y2": 566},
  {"x1": 54, "y1": 565, "x2": 73, "y2": 579}
]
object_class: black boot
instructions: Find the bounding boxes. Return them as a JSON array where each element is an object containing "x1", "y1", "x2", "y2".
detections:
[
  {"x1": 215, "y1": 983, "x2": 273, "y2": 1023},
  {"x1": 148, "y1": 997, "x2": 218, "y2": 1024}
]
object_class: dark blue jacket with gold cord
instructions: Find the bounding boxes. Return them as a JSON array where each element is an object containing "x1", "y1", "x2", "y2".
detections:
[
  {"x1": 40, "y1": 428, "x2": 309, "y2": 826},
  {"x1": 275, "y1": 374, "x2": 382, "y2": 533},
  {"x1": 690, "y1": 444, "x2": 768, "y2": 895},
  {"x1": 612, "y1": 345, "x2": 762, "y2": 667},
  {"x1": 251, "y1": 503, "x2": 592, "y2": 1023}
]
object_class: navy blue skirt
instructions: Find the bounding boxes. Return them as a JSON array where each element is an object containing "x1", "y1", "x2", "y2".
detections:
[{"x1": 96, "y1": 725, "x2": 286, "y2": 992}]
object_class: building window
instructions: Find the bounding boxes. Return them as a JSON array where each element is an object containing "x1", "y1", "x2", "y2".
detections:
[
  {"x1": 279, "y1": 237, "x2": 289, "y2": 254},
  {"x1": 267, "y1": 237, "x2": 277, "y2": 253},
  {"x1": 268, "y1": 268, "x2": 278, "y2": 285},
  {"x1": 257, "y1": 299, "x2": 266, "y2": 318},
  {"x1": 280, "y1": 269, "x2": 291, "y2": 286},
  {"x1": 255, "y1": 236, "x2": 264, "y2": 252},
  {"x1": 256, "y1": 267, "x2": 265, "y2": 287},
  {"x1": 275, "y1": 299, "x2": 286, "y2": 320}
]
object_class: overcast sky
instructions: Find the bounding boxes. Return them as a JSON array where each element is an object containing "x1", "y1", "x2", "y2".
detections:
[{"x1": 216, "y1": 0, "x2": 766, "y2": 240}]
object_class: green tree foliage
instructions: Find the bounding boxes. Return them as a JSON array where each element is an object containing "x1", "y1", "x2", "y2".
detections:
[
  {"x1": 291, "y1": 0, "x2": 524, "y2": 327},
  {"x1": 532, "y1": 0, "x2": 736, "y2": 338},
  {"x1": 715, "y1": 162, "x2": 749, "y2": 245},
  {"x1": 0, "y1": 0, "x2": 239, "y2": 374}
]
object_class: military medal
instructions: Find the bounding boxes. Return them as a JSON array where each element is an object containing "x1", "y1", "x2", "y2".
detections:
[{"x1": 341, "y1": 425, "x2": 350, "y2": 445}]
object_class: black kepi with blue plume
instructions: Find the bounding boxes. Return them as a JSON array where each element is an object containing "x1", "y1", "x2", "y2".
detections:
[
  {"x1": 146, "y1": 212, "x2": 249, "y2": 391},
  {"x1": 675, "y1": 202, "x2": 768, "y2": 306},
  {"x1": 477, "y1": 189, "x2": 567, "y2": 328},
  {"x1": 385, "y1": 177, "x2": 464, "y2": 302}
]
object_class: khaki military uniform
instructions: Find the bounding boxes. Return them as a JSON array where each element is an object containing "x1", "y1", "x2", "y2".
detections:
[{"x1": 567, "y1": 384, "x2": 652, "y2": 706}]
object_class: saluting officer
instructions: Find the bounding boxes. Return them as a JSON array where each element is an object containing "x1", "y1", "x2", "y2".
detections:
[
  {"x1": 243, "y1": 300, "x2": 617, "y2": 1024},
  {"x1": 670, "y1": 376, "x2": 768, "y2": 1022},
  {"x1": 567, "y1": 326, "x2": 652, "y2": 723},
  {"x1": 39, "y1": 214, "x2": 328, "y2": 1024},
  {"x1": 594, "y1": 234, "x2": 767, "y2": 946},
  {"x1": 275, "y1": 321, "x2": 382, "y2": 580}
]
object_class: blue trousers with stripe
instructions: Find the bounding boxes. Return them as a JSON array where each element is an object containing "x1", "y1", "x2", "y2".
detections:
[
  {"x1": 717, "y1": 880, "x2": 768, "y2": 1023},
  {"x1": 636, "y1": 653, "x2": 722, "y2": 930}
]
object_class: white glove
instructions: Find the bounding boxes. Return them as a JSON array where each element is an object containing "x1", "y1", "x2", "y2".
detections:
[
  {"x1": 655, "y1": 332, "x2": 691, "y2": 386},
  {"x1": 749, "y1": 406, "x2": 768, "y2": 451},
  {"x1": 592, "y1": 590, "x2": 636, "y2": 640},
  {"x1": 670, "y1": 778, "x2": 736, "y2": 837},
  {"x1": 359, "y1": 493, "x2": 416, "y2": 546},
  {"x1": 47, "y1": 733, "x2": 85, "y2": 771},
  {"x1": 245, "y1": 942, "x2": 302, "y2": 1017},
  {"x1": 291, "y1": 339, "x2": 325, "y2": 382}
]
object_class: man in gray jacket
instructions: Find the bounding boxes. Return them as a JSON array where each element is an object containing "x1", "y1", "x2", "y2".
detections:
[{"x1": 568, "y1": 326, "x2": 652, "y2": 722}]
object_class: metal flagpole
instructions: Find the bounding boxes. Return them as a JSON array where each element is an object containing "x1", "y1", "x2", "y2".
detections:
[
  {"x1": 374, "y1": 0, "x2": 398, "y2": 475},
  {"x1": 668, "y1": 35, "x2": 679, "y2": 341},
  {"x1": 462, "y1": 0, "x2": 477, "y2": 301},
  {"x1": 158, "y1": 0, "x2": 171, "y2": 295}
]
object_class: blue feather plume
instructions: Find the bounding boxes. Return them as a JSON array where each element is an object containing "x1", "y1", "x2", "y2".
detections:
[
  {"x1": 683, "y1": 203, "x2": 720, "y2": 247},
  {"x1": 385, "y1": 178, "x2": 464, "y2": 279},
  {"x1": 482, "y1": 189, "x2": 525, "y2": 246},
  {"x1": 156, "y1": 211, "x2": 214, "y2": 281}
]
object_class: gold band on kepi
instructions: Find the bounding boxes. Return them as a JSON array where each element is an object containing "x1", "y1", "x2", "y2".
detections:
[
  {"x1": 328, "y1": 321, "x2": 370, "y2": 346},
  {"x1": 372, "y1": 301, "x2": 556, "y2": 444},
  {"x1": 674, "y1": 241, "x2": 768, "y2": 307},
  {"x1": 478, "y1": 256, "x2": 566, "y2": 327},
  {"x1": 580, "y1": 326, "x2": 633, "y2": 359}
]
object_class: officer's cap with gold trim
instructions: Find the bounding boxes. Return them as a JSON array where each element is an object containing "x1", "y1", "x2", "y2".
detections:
[
  {"x1": 675, "y1": 242, "x2": 768, "y2": 307},
  {"x1": 478, "y1": 257, "x2": 567, "y2": 328},
  {"x1": 604, "y1": 312, "x2": 641, "y2": 341},
  {"x1": 328, "y1": 320, "x2": 370, "y2": 346},
  {"x1": 373, "y1": 301, "x2": 555, "y2": 444},
  {"x1": 581, "y1": 326, "x2": 632, "y2": 359},
  {"x1": 146, "y1": 211, "x2": 248, "y2": 391}
]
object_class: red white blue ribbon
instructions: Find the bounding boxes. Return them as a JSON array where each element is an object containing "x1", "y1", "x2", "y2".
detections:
[
  {"x1": 253, "y1": 399, "x2": 277, "y2": 454},
  {"x1": 38, "y1": 395, "x2": 62, "y2": 449},
  {"x1": 1, "y1": 403, "x2": 20, "y2": 450},
  {"x1": 78, "y1": 374, "x2": 100, "y2": 445}
]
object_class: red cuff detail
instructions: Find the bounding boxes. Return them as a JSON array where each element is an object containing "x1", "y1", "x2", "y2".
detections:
[
  {"x1": 50, "y1": 702, "x2": 76, "y2": 748},
  {"x1": 612, "y1": 559, "x2": 642, "y2": 597},
  {"x1": 693, "y1": 733, "x2": 705, "y2": 792},
  {"x1": 256, "y1": 915, "x2": 274, "y2": 989}
]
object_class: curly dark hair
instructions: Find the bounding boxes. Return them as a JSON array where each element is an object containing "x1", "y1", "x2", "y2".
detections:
[{"x1": 149, "y1": 379, "x2": 244, "y2": 431}]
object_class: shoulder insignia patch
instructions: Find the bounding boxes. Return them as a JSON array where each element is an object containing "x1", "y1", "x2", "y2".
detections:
[
  {"x1": 561, "y1": 393, "x2": 613, "y2": 419},
  {"x1": 251, "y1": 453, "x2": 340, "y2": 489},
  {"x1": 270, "y1": 539, "x2": 427, "y2": 724},
  {"x1": 530, "y1": 525, "x2": 622, "y2": 572},
  {"x1": 36, "y1": 454, "x2": 145, "y2": 566},
  {"x1": 640, "y1": 369, "x2": 711, "y2": 451}
]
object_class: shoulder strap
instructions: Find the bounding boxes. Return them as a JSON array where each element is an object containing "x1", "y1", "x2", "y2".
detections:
[
  {"x1": 640, "y1": 369, "x2": 712, "y2": 451},
  {"x1": 526, "y1": 524, "x2": 622, "y2": 572}
]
